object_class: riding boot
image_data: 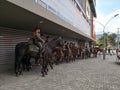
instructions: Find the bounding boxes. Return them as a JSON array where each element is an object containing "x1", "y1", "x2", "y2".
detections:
[{"x1": 40, "y1": 48, "x2": 44, "y2": 58}]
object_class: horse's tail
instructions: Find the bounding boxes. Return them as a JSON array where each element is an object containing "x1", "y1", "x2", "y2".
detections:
[
  {"x1": 15, "y1": 42, "x2": 28, "y2": 60},
  {"x1": 14, "y1": 43, "x2": 20, "y2": 75},
  {"x1": 15, "y1": 44, "x2": 19, "y2": 62}
]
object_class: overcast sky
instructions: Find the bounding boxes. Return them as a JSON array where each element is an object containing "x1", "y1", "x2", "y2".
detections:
[{"x1": 95, "y1": 0, "x2": 120, "y2": 34}]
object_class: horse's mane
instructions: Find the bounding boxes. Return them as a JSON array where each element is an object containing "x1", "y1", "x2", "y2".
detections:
[
  {"x1": 51, "y1": 37, "x2": 60, "y2": 41},
  {"x1": 45, "y1": 37, "x2": 62, "y2": 48},
  {"x1": 51, "y1": 37, "x2": 62, "y2": 42}
]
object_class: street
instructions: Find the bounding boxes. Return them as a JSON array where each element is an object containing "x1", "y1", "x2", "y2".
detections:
[{"x1": 0, "y1": 55, "x2": 120, "y2": 90}]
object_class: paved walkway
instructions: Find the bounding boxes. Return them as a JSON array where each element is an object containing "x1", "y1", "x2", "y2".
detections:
[{"x1": 0, "y1": 55, "x2": 120, "y2": 90}]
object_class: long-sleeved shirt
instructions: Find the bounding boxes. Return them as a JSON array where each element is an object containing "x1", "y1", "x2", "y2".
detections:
[{"x1": 33, "y1": 32, "x2": 44, "y2": 43}]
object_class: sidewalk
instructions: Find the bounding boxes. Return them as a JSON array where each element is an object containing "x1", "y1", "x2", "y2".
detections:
[{"x1": 0, "y1": 55, "x2": 120, "y2": 90}]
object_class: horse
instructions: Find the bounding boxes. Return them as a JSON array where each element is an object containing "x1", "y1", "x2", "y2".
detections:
[
  {"x1": 77, "y1": 46, "x2": 83, "y2": 58},
  {"x1": 15, "y1": 42, "x2": 41, "y2": 76},
  {"x1": 41, "y1": 37, "x2": 64, "y2": 75},
  {"x1": 63, "y1": 43, "x2": 73, "y2": 63},
  {"x1": 70, "y1": 43, "x2": 79, "y2": 61},
  {"x1": 15, "y1": 37, "x2": 64, "y2": 77},
  {"x1": 52, "y1": 47, "x2": 65, "y2": 65}
]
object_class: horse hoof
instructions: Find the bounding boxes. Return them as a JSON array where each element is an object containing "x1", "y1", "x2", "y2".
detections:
[
  {"x1": 46, "y1": 68, "x2": 49, "y2": 72},
  {"x1": 20, "y1": 72, "x2": 23, "y2": 75},
  {"x1": 51, "y1": 67, "x2": 53, "y2": 69},
  {"x1": 45, "y1": 72, "x2": 48, "y2": 75},
  {"x1": 42, "y1": 74, "x2": 45, "y2": 77},
  {"x1": 16, "y1": 74, "x2": 19, "y2": 77},
  {"x1": 27, "y1": 69, "x2": 30, "y2": 71}
]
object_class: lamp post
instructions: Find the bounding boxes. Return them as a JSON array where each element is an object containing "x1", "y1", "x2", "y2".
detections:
[
  {"x1": 103, "y1": 14, "x2": 119, "y2": 60},
  {"x1": 117, "y1": 28, "x2": 120, "y2": 49},
  {"x1": 106, "y1": 32, "x2": 110, "y2": 46}
]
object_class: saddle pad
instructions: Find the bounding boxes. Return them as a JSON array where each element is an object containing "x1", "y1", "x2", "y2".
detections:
[{"x1": 29, "y1": 45, "x2": 39, "y2": 52}]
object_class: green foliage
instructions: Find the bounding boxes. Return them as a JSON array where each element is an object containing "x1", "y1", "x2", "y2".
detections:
[
  {"x1": 108, "y1": 33, "x2": 117, "y2": 46},
  {"x1": 96, "y1": 33, "x2": 117, "y2": 46}
]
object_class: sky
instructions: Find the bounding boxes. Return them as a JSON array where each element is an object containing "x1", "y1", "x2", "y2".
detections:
[{"x1": 95, "y1": 0, "x2": 120, "y2": 34}]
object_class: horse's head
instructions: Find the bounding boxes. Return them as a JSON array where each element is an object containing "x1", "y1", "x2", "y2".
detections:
[{"x1": 55, "y1": 37, "x2": 64, "y2": 47}]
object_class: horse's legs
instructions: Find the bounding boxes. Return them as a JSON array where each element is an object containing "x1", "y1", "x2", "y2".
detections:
[
  {"x1": 55, "y1": 54, "x2": 61, "y2": 65},
  {"x1": 44, "y1": 61, "x2": 48, "y2": 75},
  {"x1": 15, "y1": 56, "x2": 23, "y2": 76},
  {"x1": 35, "y1": 57, "x2": 39, "y2": 65},
  {"x1": 15, "y1": 56, "x2": 20, "y2": 76},
  {"x1": 67, "y1": 55, "x2": 70, "y2": 62},
  {"x1": 19, "y1": 63, "x2": 23, "y2": 75},
  {"x1": 22, "y1": 61, "x2": 25, "y2": 71},
  {"x1": 26, "y1": 56, "x2": 31, "y2": 71},
  {"x1": 64, "y1": 54, "x2": 67, "y2": 63},
  {"x1": 41, "y1": 59, "x2": 45, "y2": 77},
  {"x1": 15, "y1": 61, "x2": 19, "y2": 76},
  {"x1": 54, "y1": 55, "x2": 58, "y2": 65},
  {"x1": 73, "y1": 54, "x2": 76, "y2": 61},
  {"x1": 65, "y1": 55, "x2": 68, "y2": 63},
  {"x1": 22, "y1": 56, "x2": 28, "y2": 71},
  {"x1": 41, "y1": 56, "x2": 48, "y2": 77},
  {"x1": 49, "y1": 61, "x2": 53, "y2": 69}
]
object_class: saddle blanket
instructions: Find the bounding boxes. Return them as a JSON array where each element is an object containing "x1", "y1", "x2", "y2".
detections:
[{"x1": 29, "y1": 44, "x2": 39, "y2": 52}]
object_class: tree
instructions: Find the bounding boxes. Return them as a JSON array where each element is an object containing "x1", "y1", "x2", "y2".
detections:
[
  {"x1": 96, "y1": 33, "x2": 107, "y2": 46},
  {"x1": 108, "y1": 33, "x2": 117, "y2": 46},
  {"x1": 96, "y1": 33, "x2": 117, "y2": 46}
]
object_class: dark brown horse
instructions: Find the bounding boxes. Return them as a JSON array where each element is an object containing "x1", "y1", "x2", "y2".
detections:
[
  {"x1": 15, "y1": 42, "x2": 41, "y2": 76},
  {"x1": 15, "y1": 37, "x2": 64, "y2": 77},
  {"x1": 42, "y1": 37, "x2": 64, "y2": 73}
]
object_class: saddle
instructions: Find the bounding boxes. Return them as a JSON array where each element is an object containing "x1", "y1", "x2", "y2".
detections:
[
  {"x1": 28, "y1": 38, "x2": 39, "y2": 53},
  {"x1": 29, "y1": 44, "x2": 39, "y2": 53}
]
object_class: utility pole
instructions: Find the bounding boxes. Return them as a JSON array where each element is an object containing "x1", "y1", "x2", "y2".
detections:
[{"x1": 117, "y1": 28, "x2": 120, "y2": 49}]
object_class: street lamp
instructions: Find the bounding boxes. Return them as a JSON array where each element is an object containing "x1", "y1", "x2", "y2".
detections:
[
  {"x1": 105, "y1": 32, "x2": 110, "y2": 51},
  {"x1": 103, "y1": 14, "x2": 119, "y2": 60},
  {"x1": 117, "y1": 28, "x2": 120, "y2": 49}
]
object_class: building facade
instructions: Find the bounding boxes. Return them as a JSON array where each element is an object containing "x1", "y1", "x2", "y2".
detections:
[{"x1": 0, "y1": 0, "x2": 96, "y2": 71}]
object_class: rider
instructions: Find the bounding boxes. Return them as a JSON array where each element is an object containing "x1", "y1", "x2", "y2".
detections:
[{"x1": 32, "y1": 27, "x2": 45, "y2": 56}]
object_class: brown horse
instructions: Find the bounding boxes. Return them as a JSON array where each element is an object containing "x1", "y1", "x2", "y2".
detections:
[
  {"x1": 63, "y1": 43, "x2": 73, "y2": 62},
  {"x1": 53, "y1": 47, "x2": 65, "y2": 65}
]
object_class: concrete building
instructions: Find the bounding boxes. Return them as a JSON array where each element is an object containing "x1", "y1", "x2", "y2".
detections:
[{"x1": 0, "y1": 0, "x2": 96, "y2": 71}]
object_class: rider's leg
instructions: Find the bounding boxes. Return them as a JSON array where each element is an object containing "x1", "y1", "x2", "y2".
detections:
[{"x1": 38, "y1": 43, "x2": 43, "y2": 57}]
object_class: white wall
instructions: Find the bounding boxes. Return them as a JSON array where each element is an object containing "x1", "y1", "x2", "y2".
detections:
[{"x1": 36, "y1": 0, "x2": 91, "y2": 36}]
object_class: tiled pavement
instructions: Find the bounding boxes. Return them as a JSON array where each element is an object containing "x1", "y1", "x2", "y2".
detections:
[{"x1": 0, "y1": 55, "x2": 120, "y2": 90}]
